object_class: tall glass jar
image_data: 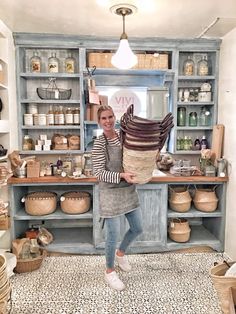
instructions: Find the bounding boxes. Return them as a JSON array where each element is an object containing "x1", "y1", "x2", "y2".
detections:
[
  {"x1": 199, "y1": 106, "x2": 212, "y2": 126},
  {"x1": 65, "y1": 53, "x2": 76, "y2": 73},
  {"x1": 48, "y1": 52, "x2": 59, "y2": 73},
  {"x1": 197, "y1": 55, "x2": 209, "y2": 76},
  {"x1": 177, "y1": 107, "x2": 186, "y2": 126},
  {"x1": 189, "y1": 112, "x2": 198, "y2": 126},
  {"x1": 30, "y1": 51, "x2": 41, "y2": 73},
  {"x1": 183, "y1": 55, "x2": 194, "y2": 76}
]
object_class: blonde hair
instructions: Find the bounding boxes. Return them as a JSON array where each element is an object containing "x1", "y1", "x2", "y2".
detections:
[{"x1": 97, "y1": 105, "x2": 114, "y2": 121}]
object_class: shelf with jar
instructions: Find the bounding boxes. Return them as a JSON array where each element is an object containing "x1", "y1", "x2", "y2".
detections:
[{"x1": 175, "y1": 130, "x2": 212, "y2": 154}]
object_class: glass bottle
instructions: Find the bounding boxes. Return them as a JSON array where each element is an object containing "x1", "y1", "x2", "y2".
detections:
[
  {"x1": 197, "y1": 55, "x2": 209, "y2": 76},
  {"x1": 189, "y1": 112, "x2": 198, "y2": 127},
  {"x1": 47, "y1": 105, "x2": 54, "y2": 125},
  {"x1": 56, "y1": 156, "x2": 63, "y2": 169},
  {"x1": 62, "y1": 155, "x2": 72, "y2": 175},
  {"x1": 65, "y1": 107, "x2": 73, "y2": 125},
  {"x1": 183, "y1": 55, "x2": 194, "y2": 76},
  {"x1": 54, "y1": 106, "x2": 59, "y2": 125},
  {"x1": 199, "y1": 106, "x2": 211, "y2": 126},
  {"x1": 194, "y1": 137, "x2": 201, "y2": 150},
  {"x1": 188, "y1": 136, "x2": 193, "y2": 150},
  {"x1": 48, "y1": 52, "x2": 59, "y2": 73},
  {"x1": 200, "y1": 135, "x2": 208, "y2": 149},
  {"x1": 30, "y1": 51, "x2": 41, "y2": 73},
  {"x1": 176, "y1": 137, "x2": 181, "y2": 150},
  {"x1": 83, "y1": 154, "x2": 93, "y2": 177},
  {"x1": 183, "y1": 136, "x2": 189, "y2": 150},
  {"x1": 177, "y1": 107, "x2": 186, "y2": 126},
  {"x1": 65, "y1": 52, "x2": 76, "y2": 73},
  {"x1": 58, "y1": 105, "x2": 65, "y2": 125},
  {"x1": 73, "y1": 107, "x2": 80, "y2": 125}
]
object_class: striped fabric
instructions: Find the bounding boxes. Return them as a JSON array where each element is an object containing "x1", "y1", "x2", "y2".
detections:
[{"x1": 92, "y1": 131, "x2": 121, "y2": 184}]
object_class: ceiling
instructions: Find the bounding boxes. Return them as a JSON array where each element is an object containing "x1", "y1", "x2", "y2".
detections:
[{"x1": 0, "y1": 0, "x2": 236, "y2": 39}]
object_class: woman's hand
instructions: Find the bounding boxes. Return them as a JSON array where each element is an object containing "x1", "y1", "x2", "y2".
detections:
[{"x1": 120, "y1": 172, "x2": 136, "y2": 184}]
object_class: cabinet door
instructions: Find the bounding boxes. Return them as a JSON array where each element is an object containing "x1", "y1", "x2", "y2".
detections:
[{"x1": 93, "y1": 184, "x2": 168, "y2": 251}]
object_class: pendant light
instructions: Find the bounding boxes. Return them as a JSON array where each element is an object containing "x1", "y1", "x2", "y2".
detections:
[{"x1": 111, "y1": 6, "x2": 138, "y2": 70}]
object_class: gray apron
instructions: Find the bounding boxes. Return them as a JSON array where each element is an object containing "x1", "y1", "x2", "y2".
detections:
[{"x1": 99, "y1": 135, "x2": 139, "y2": 218}]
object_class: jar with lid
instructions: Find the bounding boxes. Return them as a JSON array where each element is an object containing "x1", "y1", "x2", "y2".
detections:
[
  {"x1": 197, "y1": 55, "x2": 209, "y2": 76},
  {"x1": 199, "y1": 106, "x2": 211, "y2": 126},
  {"x1": 73, "y1": 107, "x2": 80, "y2": 125},
  {"x1": 30, "y1": 51, "x2": 41, "y2": 73},
  {"x1": 83, "y1": 154, "x2": 93, "y2": 177},
  {"x1": 65, "y1": 53, "x2": 76, "y2": 73},
  {"x1": 183, "y1": 55, "x2": 195, "y2": 76},
  {"x1": 177, "y1": 107, "x2": 186, "y2": 126},
  {"x1": 23, "y1": 135, "x2": 34, "y2": 150},
  {"x1": 57, "y1": 106, "x2": 65, "y2": 125},
  {"x1": 48, "y1": 52, "x2": 59, "y2": 73},
  {"x1": 189, "y1": 112, "x2": 198, "y2": 126},
  {"x1": 47, "y1": 105, "x2": 54, "y2": 125},
  {"x1": 65, "y1": 107, "x2": 73, "y2": 125},
  {"x1": 62, "y1": 155, "x2": 73, "y2": 175}
]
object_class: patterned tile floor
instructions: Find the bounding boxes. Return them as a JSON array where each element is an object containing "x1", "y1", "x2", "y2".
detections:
[{"x1": 8, "y1": 252, "x2": 226, "y2": 314}]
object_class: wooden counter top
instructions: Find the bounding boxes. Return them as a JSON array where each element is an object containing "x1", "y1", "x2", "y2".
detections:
[{"x1": 7, "y1": 174, "x2": 228, "y2": 185}]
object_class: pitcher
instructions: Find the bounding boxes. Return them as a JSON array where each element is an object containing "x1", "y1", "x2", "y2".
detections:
[{"x1": 217, "y1": 158, "x2": 227, "y2": 177}]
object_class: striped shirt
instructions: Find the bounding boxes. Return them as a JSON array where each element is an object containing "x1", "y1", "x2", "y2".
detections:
[{"x1": 92, "y1": 131, "x2": 121, "y2": 184}]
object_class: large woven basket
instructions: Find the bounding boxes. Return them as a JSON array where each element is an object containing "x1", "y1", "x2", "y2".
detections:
[
  {"x1": 169, "y1": 186, "x2": 192, "y2": 212},
  {"x1": 210, "y1": 261, "x2": 236, "y2": 314},
  {"x1": 168, "y1": 218, "x2": 191, "y2": 243},
  {"x1": 193, "y1": 188, "x2": 218, "y2": 212},
  {"x1": 22, "y1": 191, "x2": 57, "y2": 216},
  {"x1": 15, "y1": 249, "x2": 46, "y2": 273},
  {"x1": 123, "y1": 147, "x2": 159, "y2": 184},
  {"x1": 60, "y1": 191, "x2": 91, "y2": 214}
]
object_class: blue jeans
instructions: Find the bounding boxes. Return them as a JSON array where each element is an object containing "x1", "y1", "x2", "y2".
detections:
[{"x1": 105, "y1": 207, "x2": 143, "y2": 269}]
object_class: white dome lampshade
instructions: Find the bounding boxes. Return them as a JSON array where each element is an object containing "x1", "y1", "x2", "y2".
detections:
[{"x1": 111, "y1": 6, "x2": 138, "y2": 70}]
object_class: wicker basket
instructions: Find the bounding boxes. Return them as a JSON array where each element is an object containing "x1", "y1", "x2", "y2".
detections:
[
  {"x1": 14, "y1": 249, "x2": 46, "y2": 273},
  {"x1": 168, "y1": 218, "x2": 191, "y2": 243},
  {"x1": 0, "y1": 255, "x2": 6, "y2": 275},
  {"x1": 169, "y1": 186, "x2": 192, "y2": 212},
  {"x1": 123, "y1": 147, "x2": 159, "y2": 184},
  {"x1": 193, "y1": 188, "x2": 218, "y2": 212},
  {"x1": 22, "y1": 191, "x2": 57, "y2": 216},
  {"x1": 210, "y1": 261, "x2": 236, "y2": 314},
  {"x1": 36, "y1": 78, "x2": 72, "y2": 100},
  {"x1": 60, "y1": 191, "x2": 91, "y2": 214}
]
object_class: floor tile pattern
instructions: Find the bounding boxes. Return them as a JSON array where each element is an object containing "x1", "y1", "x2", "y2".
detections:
[{"x1": 8, "y1": 252, "x2": 225, "y2": 314}]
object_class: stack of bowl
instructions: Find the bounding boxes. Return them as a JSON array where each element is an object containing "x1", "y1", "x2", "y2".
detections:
[{"x1": 0, "y1": 255, "x2": 11, "y2": 313}]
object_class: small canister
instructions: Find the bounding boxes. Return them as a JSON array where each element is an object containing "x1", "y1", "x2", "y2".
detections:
[
  {"x1": 38, "y1": 113, "x2": 47, "y2": 126},
  {"x1": 33, "y1": 113, "x2": 39, "y2": 125},
  {"x1": 28, "y1": 103, "x2": 38, "y2": 114},
  {"x1": 24, "y1": 113, "x2": 33, "y2": 126}
]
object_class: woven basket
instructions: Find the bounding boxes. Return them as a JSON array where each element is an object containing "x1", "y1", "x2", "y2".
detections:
[
  {"x1": 193, "y1": 188, "x2": 218, "y2": 212},
  {"x1": 15, "y1": 249, "x2": 46, "y2": 273},
  {"x1": 169, "y1": 186, "x2": 192, "y2": 212},
  {"x1": 22, "y1": 191, "x2": 57, "y2": 216},
  {"x1": 168, "y1": 218, "x2": 191, "y2": 243},
  {"x1": 60, "y1": 191, "x2": 91, "y2": 214},
  {"x1": 210, "y1": 261, "x2": 236, "y2": 314},
  {"x1": 0, "y1": 255, "x2": 6, "y2": 275},
  {"x1": 123, "y1": 146, "x2": 159, "y2": 184}
]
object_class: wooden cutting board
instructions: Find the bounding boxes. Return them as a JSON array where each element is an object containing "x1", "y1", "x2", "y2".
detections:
[{"x1": 211, "y1": 124, "x2": 225, "y2": 166}]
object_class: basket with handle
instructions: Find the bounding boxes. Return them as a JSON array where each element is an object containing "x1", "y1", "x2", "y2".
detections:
[
  {"x1": 193, "y1": 186, "x2": 218, "y2": 212},
  {"x1": 210, "y1": 261, "x2": 236, "y2": 314},
  {"x1": 169, "y1": 186, "x2": 192, "y2": 212},
  {"x1": 168, "y1": 218, "x2": 191, "y2": 242},
  {"x1": 15, "y1": 249, "x2": 46, "y2": 273},
  {"x1": 37, "y1": 78, "x2": 72, "y2": 100}
]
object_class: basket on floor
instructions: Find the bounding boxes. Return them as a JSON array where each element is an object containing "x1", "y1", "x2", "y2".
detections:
[
  {"x1": 210, "y1": 261, "x2": 236, "y2": 314},
  {"x1": 15, "y1": 249, "x2": 46, "y2": 273}
]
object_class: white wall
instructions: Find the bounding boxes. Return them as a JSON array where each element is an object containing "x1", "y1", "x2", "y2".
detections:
[{"x1": 219, "y1": 28, "x2": 236, "y2": 259}]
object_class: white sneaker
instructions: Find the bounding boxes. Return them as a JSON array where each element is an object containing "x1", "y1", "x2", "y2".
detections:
[
  {"x1": 104, "y1": 271, "x2": 125, "y2": 291},
  {"x1": 115, "y1": 251, "x2": 132, "y2": 272}
]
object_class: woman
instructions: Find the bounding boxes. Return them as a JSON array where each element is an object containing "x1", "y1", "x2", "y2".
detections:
[{"x1": 92, "y1": 105, "x2": 143, "y2": 291}]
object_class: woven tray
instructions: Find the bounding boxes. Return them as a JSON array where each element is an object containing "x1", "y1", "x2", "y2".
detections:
[{"x1": 15, "y1": 249, "x2": 46, "y2": 273}]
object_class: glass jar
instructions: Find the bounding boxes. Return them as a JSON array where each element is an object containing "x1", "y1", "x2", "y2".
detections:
[
  {"x1": 189, "y1": 112, "x2": 198, "y2": 126},
  {"x1": 177, "y1": 107, "x2": 186, "y2": 126},
  {"x1": 30, "y1": 51, "x2": 41, "y2": 73},
  {"x1": 73, "y1": 107, "x2": 80, "y2": 125},
  {"x1": 183, "y1": 55, "x2": 194, "y2": 76},
  {"x1": 65, "y1": 107, "x2": 74, "y2": 125},
  {"x1": 23, "y1": 135, "x2": 34, "y2": 150},
  {"x1": 48, "y1": 52, "x2": 59, "y2": 73},
  {"x1": 199, "y1": 106, "x2": 211, "y2": 126},
  {"x1": 65, "y1": 53, "x2": 76, "y2": 73},
  {"x1": 83, "y1": 154, "x2": 93, "y2": 177},
  {"x1": 197, "y1": 55, "x2": 209, "y2": 76}
]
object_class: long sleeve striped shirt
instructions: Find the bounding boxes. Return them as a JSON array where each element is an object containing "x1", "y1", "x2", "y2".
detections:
[{"x1": 92, "y1": 131, "x2": 121, "y2": 184}]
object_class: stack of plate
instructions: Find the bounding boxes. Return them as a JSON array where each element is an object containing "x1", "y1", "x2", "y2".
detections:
[{"x1": 0, "y1": 255, "x2": 11, "y2": 313}]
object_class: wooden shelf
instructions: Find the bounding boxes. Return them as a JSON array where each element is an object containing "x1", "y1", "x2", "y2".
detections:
[{"x1": 20, "y1": 72, "x2": 82, "y2": 79}]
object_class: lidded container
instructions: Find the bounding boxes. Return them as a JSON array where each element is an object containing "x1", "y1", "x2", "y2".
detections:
[
  {"x1": 30, "y1": 51, "x2": 41, "y2": 73},
  {"x1": 189, "y1": 112, "x2": 197, "y2": 126},
  {"x1": 199, "y1": 106, "x2": 211, "y2": 126},
  {"x1": 183, "y1": 55, "x2": 195, "y2": 76},
  {"x1": 60, "y1": 191, "x2": 91, "y2": 214},
  {"x1": 21, "y1": 191, "x2": 57, "y2": 215},
  {"x1": 177, "y1": 107, "x2": 186, "y2": 126}
]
